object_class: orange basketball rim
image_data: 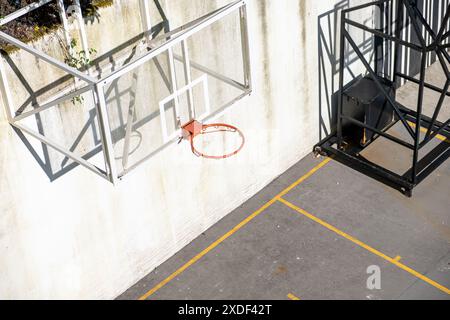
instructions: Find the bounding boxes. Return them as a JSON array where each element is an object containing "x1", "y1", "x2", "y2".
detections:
[{"x1": 181, "y1": 120, "x2": 245, "y2": 159}]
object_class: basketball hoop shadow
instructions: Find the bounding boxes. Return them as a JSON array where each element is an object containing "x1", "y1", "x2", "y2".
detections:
[
  {"x1": 318, "y1": 0, "x2": 446, "y2": 142},
  {"x1": 318, "y1": 0, "x2": 379, "y2": 141}
]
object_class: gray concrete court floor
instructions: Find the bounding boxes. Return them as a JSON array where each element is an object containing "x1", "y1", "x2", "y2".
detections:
[
  {"x1": 119, "y1": 147, "x2": 450, "y2": 300},
  {"x1": 120, "y1": 62, "x2": 450, "y2": 300}
]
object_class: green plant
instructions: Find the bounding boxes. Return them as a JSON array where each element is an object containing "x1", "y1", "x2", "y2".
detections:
[
  {"x1": 62, "y1": 39, "x2": 97, "y2": 105},
  {"x1": 33, "y1": 24, "x2": 50, "y2": 37}
]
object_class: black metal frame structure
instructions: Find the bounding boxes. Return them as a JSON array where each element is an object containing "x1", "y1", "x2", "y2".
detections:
[{"x1": 315, "y1": 0, "x2": 450, "y2": 197}]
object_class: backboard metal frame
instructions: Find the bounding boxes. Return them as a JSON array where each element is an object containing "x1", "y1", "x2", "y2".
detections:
[
  {"x1": 315, "y1": 0, "x2": 450, "y2": 197},
  {"x1": 0, "y1": 0, "x2": 252, "y2": 184}
]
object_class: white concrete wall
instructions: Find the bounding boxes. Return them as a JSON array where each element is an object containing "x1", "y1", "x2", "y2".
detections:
[{"x1": 0, "y1": 0, "x2": 370, "y2": 299}]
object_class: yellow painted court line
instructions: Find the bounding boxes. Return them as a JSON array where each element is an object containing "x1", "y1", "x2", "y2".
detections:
[
  {"x1": 276, "y1": 157, "x2": 332, "y2": 199},
  {"x1": 419, "y1": 127, "x2": 449, "y2": 143},
  {"x1": 287, "y1": 293, "x2": 300, "y2": 300},
  {"x1": 138, "y1": 158, "x2": 332, "y2": 300},
  {"x1": 407, "y1": 121, "x2": 449, "y2": 143},
  {"x1": 278, "y1": 198, "x2": 450, "y2": 295}
]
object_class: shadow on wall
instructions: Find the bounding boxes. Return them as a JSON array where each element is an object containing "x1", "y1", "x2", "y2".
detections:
[
  {"x1": 318, "y1": 0, "x2": 448, "y2": 141},
  {"x1": 4, "y1": 0, "x2": 171, "y2": 182}
]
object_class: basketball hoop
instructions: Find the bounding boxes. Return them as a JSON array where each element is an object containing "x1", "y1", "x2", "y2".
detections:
[{"x1": 181, "y1": 120, "x2": 245, "y2": 159}]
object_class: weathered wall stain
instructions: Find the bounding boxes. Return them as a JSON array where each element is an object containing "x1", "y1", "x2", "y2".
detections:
[{"x1": 258, "y1": 0, "x2": 275, "y2": 156}]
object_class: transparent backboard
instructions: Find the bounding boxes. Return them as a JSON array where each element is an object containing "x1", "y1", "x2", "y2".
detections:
[{"x1": 101, "y1": 2, "x2": 251, "y2": 176}]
